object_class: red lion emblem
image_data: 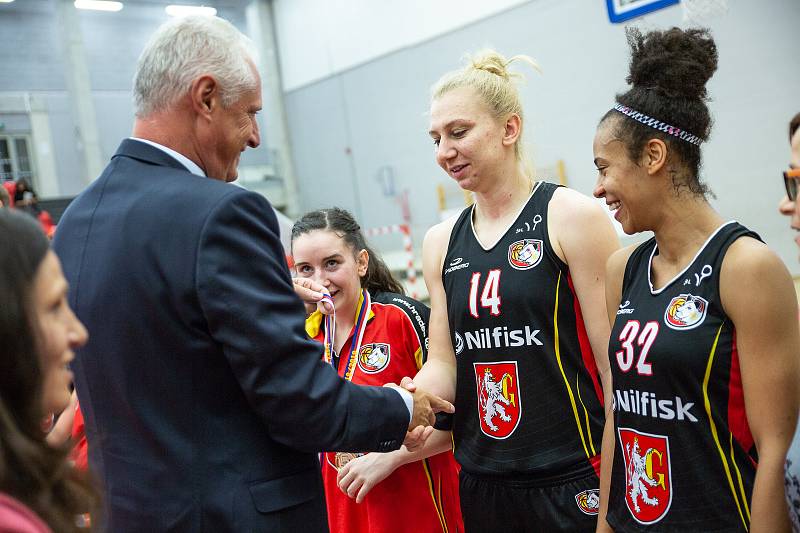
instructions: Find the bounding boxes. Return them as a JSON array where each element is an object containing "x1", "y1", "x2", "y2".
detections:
[
  {"x1": 474, "y1": 361, "x2": 521, "y2": 439},
  {"x1": 618, "y1": 428, "x2": 673, "y2": 524}
]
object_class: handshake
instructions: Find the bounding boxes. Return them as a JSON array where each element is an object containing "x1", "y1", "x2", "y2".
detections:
[
  {"x1": 386, "y1": 377, "x2": 454, "y2": 451},
  {"x1": 293, "y1": 278, "x2": 455, "y2": 452}
]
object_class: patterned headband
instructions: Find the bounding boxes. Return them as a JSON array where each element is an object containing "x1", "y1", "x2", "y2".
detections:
[{"x1": 612, "y1": 103, "x2": 704, "y2": 146}]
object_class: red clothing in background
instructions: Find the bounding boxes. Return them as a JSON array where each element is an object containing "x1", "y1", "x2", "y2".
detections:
[{"x1": 71, "y1": 402, "x2": 88, "y2": 472}]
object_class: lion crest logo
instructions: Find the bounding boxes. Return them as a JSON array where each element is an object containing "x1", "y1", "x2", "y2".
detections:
[
  {"x1": 575, "y1": 489, "x2": 600, "y2": 516},
  {"x1": 507, "y1": 239, "x2": 543, "y2": 270},
  {"x1": 474, "y1": 362, "x2": 521, "y2": 439},
  {"x1": 664, "y1": 294, "x2": 709, "y2": 330},
  {"x1": 357, "y1": 343, "x2": 390, "y2": 374},
  {"x1": 618, "y1": 428, "x2": 672, "y2": 524}
]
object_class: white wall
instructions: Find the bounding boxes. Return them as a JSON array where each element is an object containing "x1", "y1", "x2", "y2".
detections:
[{"x1": 273, "y1": 0, "x2": 531, "y2": 91}]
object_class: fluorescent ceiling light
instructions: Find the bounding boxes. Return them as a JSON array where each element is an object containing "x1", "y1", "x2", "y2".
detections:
[
  {"x1": 0, "y1": 0, "x2": 16, "y2": 3},
  {"x1": 74, "y1": 0, "x2": 123, "y2": 11},
  {"x1": 165, "y1": 5, "x2": 217, "y2": 17}
]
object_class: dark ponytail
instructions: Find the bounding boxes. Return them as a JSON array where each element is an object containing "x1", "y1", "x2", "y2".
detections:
[
  {"x1": 291, "y1": 208, "x2": 406, "y2": 296},
  {"x1": 600, "y1": 27, "x2": 718, "y2": 197}
]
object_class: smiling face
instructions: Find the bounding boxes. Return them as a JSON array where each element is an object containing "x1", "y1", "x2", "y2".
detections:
[
  {"x1": 429, "y1": 87, "x2": 512, "y2": 192},
  {"x1": 592, "y1": 119, "x2": 654, "y2": 235},
  {"x1": 200, "y1": 63, "x2": 262, "y2": 183},
  {"x1": 292, "y1": 229, "x2": 369, "y2": 320},
  {"x1": 31, "y1": 251, "x2": 88, "y2": 415}
]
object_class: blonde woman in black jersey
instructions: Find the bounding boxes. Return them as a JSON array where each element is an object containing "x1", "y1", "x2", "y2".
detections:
[
  {"x1": 405, "y1": 50, "x2": 619, "y2": 532},
  {"x1": 594, "y1": 28, "x2": 800, "y2": 532}
]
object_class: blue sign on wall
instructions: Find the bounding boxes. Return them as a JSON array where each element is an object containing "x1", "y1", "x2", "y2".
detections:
[{"x1": 606, "y1": 0, "x2": 680, "y2": 23}]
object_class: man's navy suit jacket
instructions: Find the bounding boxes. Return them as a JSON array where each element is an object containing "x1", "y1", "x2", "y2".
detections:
[{"x1": 52, "y1": 139, "x2": 408, "y2": 532}]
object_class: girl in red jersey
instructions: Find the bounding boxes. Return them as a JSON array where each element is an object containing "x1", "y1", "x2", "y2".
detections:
[
  {"x1": 594, "y1": 28, "x2": 800, "y2": 532},
  {"x1": 291, "y1": 207, "x2": 463, "y2": 533}
]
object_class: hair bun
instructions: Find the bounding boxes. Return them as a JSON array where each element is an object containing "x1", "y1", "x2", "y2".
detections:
[
  {"x1": 469, "y1": 50, "x2": 513, "y2": 80},
  {"x1": 466, "y1": 50, "x2": 540, "y2": 81},
  {"x1": 625, "y1": 27, "x2": 718, "y2": 100}
]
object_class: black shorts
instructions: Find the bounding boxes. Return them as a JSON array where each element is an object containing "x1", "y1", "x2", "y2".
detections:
[{"x1": 459, "y1": 467, "x2": 600, "y2": 533}]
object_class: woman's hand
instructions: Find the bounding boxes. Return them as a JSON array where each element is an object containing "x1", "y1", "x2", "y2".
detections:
[
  {"x1": 46, "y1": 389, "x2": 78, "y2": 447},
  {"x1": 337, "y1": 452, "x2": 400, "y2": 503}
]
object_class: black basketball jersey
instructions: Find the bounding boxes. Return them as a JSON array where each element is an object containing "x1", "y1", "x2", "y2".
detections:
[
  {"x1": 607, "y1": 221, "x2": 759, "y2": 532},
  {"x1": 443, "y1": 181, "x2": 604, "y2": 478}
]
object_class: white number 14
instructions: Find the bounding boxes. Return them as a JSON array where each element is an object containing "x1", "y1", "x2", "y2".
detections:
[{"x1": 469, "y1": 270, "x2": 502, "y2": 318}]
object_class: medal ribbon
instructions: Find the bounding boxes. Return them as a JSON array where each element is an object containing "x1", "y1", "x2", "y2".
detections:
[
  {"x1": 322, "y1": 289, "x2": 371, "y2": 381},
  {"x1": 322, "y1": 294, "x2": 336, "y2": 365}
]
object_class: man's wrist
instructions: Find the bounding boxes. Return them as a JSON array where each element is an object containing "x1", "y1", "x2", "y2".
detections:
[{"x1": 385, "y1": 385, "x2": 413, "y2": 425}]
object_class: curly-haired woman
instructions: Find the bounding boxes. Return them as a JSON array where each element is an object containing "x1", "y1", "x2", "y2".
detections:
[{"x1": 594, "y1": 28, "x2": 799, "y2": 532}]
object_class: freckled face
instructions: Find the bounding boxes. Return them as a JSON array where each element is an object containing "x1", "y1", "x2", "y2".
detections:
[{"x1": 429, "y1": 87, "x2": 508, "y2": 192}]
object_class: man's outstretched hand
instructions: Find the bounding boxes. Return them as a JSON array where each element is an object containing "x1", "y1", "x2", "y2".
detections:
[
  {"x1": 292, "y1": 277, "x2": 334, "y2": 315},
  {"x1": 403, "y1": 425, "x2": 435, "y2": 451},
  {"x1": 388, "y1": 381, "x2": 454, "y2": 451},
  {"x1": 409, "y1": 385, "x2": 454, "y2": 428}
]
